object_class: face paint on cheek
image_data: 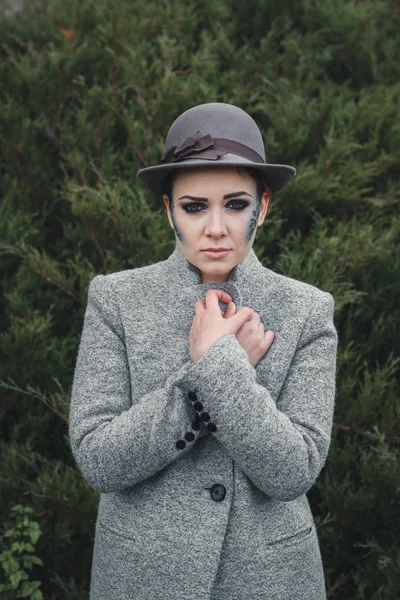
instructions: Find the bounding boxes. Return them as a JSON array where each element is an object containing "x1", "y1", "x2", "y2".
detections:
[
  {"x1": 245, "y1": 201, "x2": 261, "y2": 244},
  {"x1": 169, "y1": 200, "x2": 184, "y2": 243}
]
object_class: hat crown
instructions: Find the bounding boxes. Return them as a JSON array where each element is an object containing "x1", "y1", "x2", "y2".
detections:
[{"x1": 164, "y1": 102, "x2": 266, "y2": 161}]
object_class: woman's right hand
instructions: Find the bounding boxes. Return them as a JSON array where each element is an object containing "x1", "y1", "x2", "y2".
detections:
[{"x1": 223, "y1": 301, "x2": 274, "y2": 367}]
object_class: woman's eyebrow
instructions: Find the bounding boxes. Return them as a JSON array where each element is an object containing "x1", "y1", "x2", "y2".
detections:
[{"x1": 178, "y1": 191, "x2": 252, "y2": 202}]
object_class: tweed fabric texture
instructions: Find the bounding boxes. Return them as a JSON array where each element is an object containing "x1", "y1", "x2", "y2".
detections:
[{"x1": 68, "y1": 242, "x2": 338, "y2": 599}]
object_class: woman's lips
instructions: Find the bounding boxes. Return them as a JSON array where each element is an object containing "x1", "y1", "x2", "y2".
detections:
[{"x1": 202, "y1": 249, "x2": 230, "y2": 259}]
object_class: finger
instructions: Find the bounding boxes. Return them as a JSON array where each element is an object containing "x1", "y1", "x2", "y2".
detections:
[
  {"x1": 229, "y1": 307, "x2": 254, "y2": 332},
  {"x1": 264, "y1": 330, "x2": 275, "y2": 346},
  {"x1": 223, "y1": 301, "x2": 236, "y2": 318},
  {"x1": 194, "y1": 300, "x2": 206, "y2": 315},
  {"x1": 205, "y1": 289, "x2": 232, "y2": 312},
  {"x1": 228, "y1": 301, "x2": 236, "y2": 317},
  {"x1": 237, "y1": 306, "x2": 259, "y2": 320}
]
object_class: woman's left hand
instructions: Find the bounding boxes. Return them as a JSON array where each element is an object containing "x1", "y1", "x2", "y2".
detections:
[{"x1": 189, "y1": 289, "x2": 254, "y2": 363}]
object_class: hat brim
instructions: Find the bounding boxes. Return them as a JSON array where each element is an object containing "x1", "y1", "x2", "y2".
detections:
[{"x1": 137, "y1": 153, "x2": 296, "y2": 196}]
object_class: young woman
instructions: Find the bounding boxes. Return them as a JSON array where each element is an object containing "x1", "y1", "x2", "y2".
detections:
[{"x1": 69, "y1": 102, "x2": 338, "y2": 599}]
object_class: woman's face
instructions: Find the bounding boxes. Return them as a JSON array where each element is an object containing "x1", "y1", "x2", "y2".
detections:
[{"x1": 162, "y1": 166, "x2": 270, "y2": 284}]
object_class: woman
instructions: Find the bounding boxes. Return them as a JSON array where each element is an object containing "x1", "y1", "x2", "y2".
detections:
[{"x1": 68, "y1": 102, "x2": 338, "y2": 599}]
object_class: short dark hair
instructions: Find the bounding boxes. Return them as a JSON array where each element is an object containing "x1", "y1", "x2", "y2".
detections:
[{"x1": 161, "y1": 167, "x2": 271, "y2": 209}]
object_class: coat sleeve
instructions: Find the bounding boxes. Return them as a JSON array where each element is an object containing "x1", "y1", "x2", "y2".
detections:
[
  {"x1": 68, "y1": 275, "x2": 205, "y2": 494},
  {"x1": 175, "y1": 290, "x2": 338, "y2": 501}
]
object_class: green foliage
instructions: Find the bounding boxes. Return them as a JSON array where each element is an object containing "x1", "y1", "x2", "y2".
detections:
[
  {"x1": 0, "y1": 0, "x2": 399, "y2": 597},
  {"x1": 0, "y1": 505, "x2": 43, "y2": 599}
]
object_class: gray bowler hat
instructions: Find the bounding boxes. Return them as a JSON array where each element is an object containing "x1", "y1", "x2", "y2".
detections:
[{"x1": 137, "y1": 102, "x2": 296, "y2": 196}]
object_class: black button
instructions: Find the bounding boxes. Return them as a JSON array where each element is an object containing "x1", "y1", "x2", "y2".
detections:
[
  {"x1": 188, "y1": 392, "x2": 198, "y2": 402},
  {"x1": 208, "y1": 483, "x2": 226, "y2": 502},
  {"x1": 207, "y1": 422, "x2": 217, "y2": 432},
  {"x1": 184, "y1": 431, "x2": 195, "y2": 442},
  {"x1": 200, "y1": 412, "x2": 210, "y2": 422},
  {"x1": 193, "y1": 401, "x2": 203, "y2": 412},
  {"x1": 191, "y1": 420, "x2": 201, "y2": 431},
  {"x1": 176, "y1": 440, "x2": 186, "y2": 450}
]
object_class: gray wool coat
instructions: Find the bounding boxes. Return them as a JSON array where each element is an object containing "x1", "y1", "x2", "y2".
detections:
[{"x1": 68, "y1": 242, "x2": 338, "y2": 600}]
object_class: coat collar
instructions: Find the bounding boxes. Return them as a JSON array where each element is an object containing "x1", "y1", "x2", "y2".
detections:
[{"x1": 160, "y1": 242, "x2": 269, "y2": 314}]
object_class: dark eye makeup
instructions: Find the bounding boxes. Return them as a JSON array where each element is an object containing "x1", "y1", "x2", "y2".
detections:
[{"x1": 182, "y1": 200, "x2": 250, "y2": 214}]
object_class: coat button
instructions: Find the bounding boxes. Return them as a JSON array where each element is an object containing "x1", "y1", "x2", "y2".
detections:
[
  {"x1": 207, "y1": 422, "x2": 217, "y2": 432},
  {"x1": 188, "y1": 392, "x2": 198, "y2": 402},
  {"x1": 193, "y1": 401, "x2": 203, "y2": 412},
  {"x1": 191, "y1": 420, "x2": 201, "y2": 431},
  {"x1": 200, "y1": 412, "x2": 210, "y2": 422},
  {"x1": 184, "y1": 431, "x2": 195, "y2": 442},
  {"x1": 208, "y1": 483, "x2": 226, "y2": 502},
  {"x1": 176, "y1": 440, "x2": 186, "y2": 450}
]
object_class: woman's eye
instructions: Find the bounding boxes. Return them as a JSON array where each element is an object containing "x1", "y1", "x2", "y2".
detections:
[{"x1": 182, "y1": 200, "x2": 249, "y2": 213}]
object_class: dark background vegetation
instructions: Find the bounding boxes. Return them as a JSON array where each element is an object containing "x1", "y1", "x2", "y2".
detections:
[{"x1": 0, "y1": 0, "x2": 399, "y2": 597}]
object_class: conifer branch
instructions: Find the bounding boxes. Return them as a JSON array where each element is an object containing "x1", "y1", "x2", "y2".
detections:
[
  {"x1": 0, "y1": 379, "x2": 67, "y2": 422},
  {"x1": 21, "y1": 254, "x2": 80, "y2": 302},
  {"x1": 318, "y1": 155, "x2": 335, "y2": 181},
  {"x1": 67, "y1": 193, "x2": 109, "y2": 271},
  {"x1": 7, "y1": 33, "x2": 28, "y2": 50},
  {"x1": 334, "y1": 422, "x2": 400, "y2": 446},
  {"x1": 127, "y1": 129, "x2": 149, "y2": 167},
  {"x1": 41, "y1": 102, "x2": 65, "y2": 151},
  {"x1": 174, "y1": 66, "x2": 194, "y2": 75},
  {"x1": 90, "y1": 160, "x2": 134, "y2": 245}
]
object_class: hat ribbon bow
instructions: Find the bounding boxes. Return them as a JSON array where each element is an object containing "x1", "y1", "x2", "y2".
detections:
[{"x1": 160, "y1": 130, "x2": 228, "y2": 163}]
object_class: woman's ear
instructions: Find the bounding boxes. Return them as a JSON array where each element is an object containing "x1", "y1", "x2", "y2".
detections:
[
  {"x1": 258, "y1": 189, "x2": 271, "y2": 225},
  {"x1": 163, "y1": 194, "x2": 174, "y2": 230}
]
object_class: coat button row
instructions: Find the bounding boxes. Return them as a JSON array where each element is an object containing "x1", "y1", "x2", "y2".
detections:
[
  {"x1": 175, "y1": 391, "x2": 218, "y2": 450},
  {"x1": 188, "y1": 392, "x2": 217, "y2": 430}
]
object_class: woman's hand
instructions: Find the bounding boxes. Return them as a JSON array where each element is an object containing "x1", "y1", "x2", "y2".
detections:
[
  {"x1": 189, "y1": 290, "x2": 254, "y2": 364},
  {"x1": 223, "y1": 300, "x2": 275, "y2": 368}
]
